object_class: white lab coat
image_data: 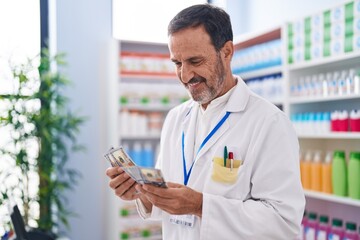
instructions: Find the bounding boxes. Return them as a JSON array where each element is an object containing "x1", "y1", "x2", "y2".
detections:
[{"x1": 139, "y1": 78, "x2": 305, "y2": 240}]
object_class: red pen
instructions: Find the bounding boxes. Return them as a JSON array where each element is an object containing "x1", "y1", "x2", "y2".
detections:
[{"x1": 229, "y1": 152, "x2": 234, "y2": 171}]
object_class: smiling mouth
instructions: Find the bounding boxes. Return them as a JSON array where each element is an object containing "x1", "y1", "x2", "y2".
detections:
[
  {"x1": 186, "y1": 77, "x2": 205, "y2": 89},
  {"x1": 188, "y1": 81, "x2": 202, "y2": 88}
]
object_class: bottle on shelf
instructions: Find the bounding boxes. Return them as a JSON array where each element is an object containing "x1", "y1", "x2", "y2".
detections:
[
  {"x1": 321, "y1": 151, "x2": 333, "y2": 194},
  {"x1": 329, "y1": 218, "x2": 345, "y2": 240},
  {"x1": 338, "y1": 110, "x2": 349, "y2": 132},
  {"x1": 350, "y1": 109, "x2": 360, "y2": 132},
  {"x1": 344, "y1": 222, "x2": 359, "y2": 240},
  {"x1": 305, "y1": 212, "x2": 318, "y2": 240},
  {"x1": 316, "y1": 215, "x2": 330, "y2": 240},
  {"x1": 300, "y1": 210, "x2": 307, "y2": 240},
  {"x1": 142, "y1": 142, "x2": 154, "y2": 167},
  {"x1": 310, "y1": 151, "x2": 322, "y2": 191},
  {"x1": 301, "y1": 151, "x2": 312, "y2": 190},
  {"x1": 332, "y1": 150, "x2": 347, "y2": 197},
  {"x1": 131, "y1": 142, "x2": 143, "y2": 165},
  {"x1": 354, "y1": 69, "x2": 360, "y2": 94},
  {"x1": 348, "y1": 151, "x2": 360, "y2": 200}
]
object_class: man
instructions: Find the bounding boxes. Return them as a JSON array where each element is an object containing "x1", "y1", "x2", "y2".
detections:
[{"x1": 106, "y1": 4, "x2": 305, "y2": 239}]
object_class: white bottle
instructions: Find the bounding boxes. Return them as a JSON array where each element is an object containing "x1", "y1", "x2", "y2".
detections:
[
  {"x1": 323, "y1": 72, "x2": 331, "y2": 97},
  {"x1": 347, "y1": 68, "x2": 356, "y2": 95},
  {"x1": 119, "y1": 109, "x2": 130, "y2": 137},
  {"x1": 329, "y1": 71, "x2": 340, "y2": 96},
  {"x1": 338, "y1": 70, "x2": 347, "y2": 96},
  {"x1": 354, "y1": 70, "x2": 360, "y2": 94}
]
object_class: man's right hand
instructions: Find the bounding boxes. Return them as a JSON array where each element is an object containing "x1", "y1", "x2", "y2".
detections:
[{"x1": 106, "y1": 167, "x2": 139, "y2": 201}]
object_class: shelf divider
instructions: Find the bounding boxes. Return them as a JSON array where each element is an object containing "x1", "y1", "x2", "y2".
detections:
[{"x1": 304, "y1": 190, "x2": 360, "y2": 207}]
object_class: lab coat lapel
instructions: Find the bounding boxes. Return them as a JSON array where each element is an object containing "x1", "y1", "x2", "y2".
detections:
[
  {"x1": 194, "y1": 112, "x2": 230, "y2": 162},
  {"x1": 194, "y1": 77, "x2": 249, "y2": 163},
  {"x1": 181, "y1": 103, "x2": 199, "y2": 167}
]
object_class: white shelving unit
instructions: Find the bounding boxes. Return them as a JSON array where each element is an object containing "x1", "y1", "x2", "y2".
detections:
[
  {"x1": 232, "y1": 26, "x2": 285, "y2": 108},
  {"x1": 111, "y1": 40, "x2": 189, "y2": 240},
  {"x1": 284, "y1": 0, "x2": 360, "y2": 224},
  {"x1": 238, "y1": 65, "x2": 283, "y2": 80}
]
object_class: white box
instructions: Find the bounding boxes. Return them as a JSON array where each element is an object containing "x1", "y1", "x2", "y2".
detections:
[
  {"x1": 331, "y1": 5, "x2": 344, "y2": 22},
  {"x1": 331, "y1": 38, "x2": 344, "y2": 55},
  {"x1": 355, "y1": 0, "x2": 360, "y2": 17},
  {"x1": 354, "y1": 34, "x2": 360, "y2": 51},
  {"x1": 311, "y1": 44, "x2": 322, "y2": 59},
  {"x1": 331, "y1": 22, "x2": 344, "y2": 39}
]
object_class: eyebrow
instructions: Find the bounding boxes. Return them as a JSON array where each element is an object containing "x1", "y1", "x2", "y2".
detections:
[{"x1": 171, "y1": 56, "x2": 203, "y2": 63}]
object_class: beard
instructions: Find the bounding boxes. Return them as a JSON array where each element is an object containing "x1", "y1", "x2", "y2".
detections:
[{"x1": 186, "y1": 54, "x2": 226, "y2": 104}]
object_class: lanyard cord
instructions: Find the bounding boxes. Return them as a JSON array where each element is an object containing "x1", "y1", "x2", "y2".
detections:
[{"x1": 182, "y1": 111, "x2": 231, "y2": 185}]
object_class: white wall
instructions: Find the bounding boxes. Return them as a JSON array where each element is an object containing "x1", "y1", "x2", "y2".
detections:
[{"x1": 55, "y1": 0, "x2": 112, "y2": 239}]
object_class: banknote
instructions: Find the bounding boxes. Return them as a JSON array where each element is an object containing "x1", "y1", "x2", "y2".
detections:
[{"x1": 104, "y1": 146, "x2": 167, "y2": 188}]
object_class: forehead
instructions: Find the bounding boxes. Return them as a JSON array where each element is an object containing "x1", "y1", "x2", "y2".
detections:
[{"x1": 168, "y1": 26, "x2": 216, "y2": 59}]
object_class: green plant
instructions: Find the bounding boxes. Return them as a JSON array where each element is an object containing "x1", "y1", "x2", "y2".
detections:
[{"x1": 0, "y1": 49, "x2": 85, "y2": 234}]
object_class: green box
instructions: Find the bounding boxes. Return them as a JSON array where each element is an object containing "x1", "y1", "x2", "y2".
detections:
[
  {"x1": 288, "y1": 39, "x2": 294, "y2": 50},
  {"x1": 345, "y1": 19, "x2": 354, "y2": 36},
  {"x1": 305, "y1": 32, "x2": 311, "y2": 46},
  {"x1": 323, "y1": 41, "x2": 331, "y2": 57},
  {"x1": 345, "y1": 1, "x2": 354, "y2": 20},
  {"x1": 288, "y1": 49, "x2": 294, "y2": 64},
  {"x1": 324, "y1": 26, "x2": 331, "y2": 41},
  {"x1": 305, "y1": 47, "x2": 311, "y2": 61},
  {"x1": 288, "y1": 52, "x2": 293, "y2": 64},
  {"x1": 288, "y1": 23, "x2": 294, "y2": 37},
  {"x1": 305, "y1": 17, "x2": 311, "y2": 33},
  {"x1": 324, "y1": 10, "x2": 331, "y2": 27},
  {"x1": 345, "y1": 34, "x2": 353, "y2": 52}
]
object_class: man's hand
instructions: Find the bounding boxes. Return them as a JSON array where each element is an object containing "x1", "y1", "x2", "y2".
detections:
[
  {"x1": 106, "y1": 167, "x2": 139, "y2": 201},
  {"x1": 136, "y1": 182, "x2": 203, "y2": 217}
]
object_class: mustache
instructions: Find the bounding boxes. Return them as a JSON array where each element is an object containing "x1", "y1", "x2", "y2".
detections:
[{"x1": 186, "y1": 76, "x2": 206, "y2": 85}]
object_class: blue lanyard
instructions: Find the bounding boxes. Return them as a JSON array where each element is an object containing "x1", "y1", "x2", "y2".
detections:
[{"x1": 182, "y1": 111, "x2": 231, "y2": 185}]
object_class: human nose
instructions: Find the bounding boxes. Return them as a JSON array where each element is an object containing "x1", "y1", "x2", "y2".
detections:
[{"x1": 179, "y1": 63, "x2": 194, "y2": 84}]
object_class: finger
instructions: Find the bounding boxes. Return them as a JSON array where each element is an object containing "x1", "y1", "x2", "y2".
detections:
[
  {"x1": 142, "y1": 184, "x2": 169, "y2": 195},
  {"x1": 121, "y1": 182, "x2": 139, "y2": 200},
  {"x1": 106, "y1": 167, "x2": 122, "y2": 178},
  {"x1": 109, "y1": 172, "x2": 130, "y2": 189},
  {"x1": 115, "y1": 177, "x2": 136, "y2": 197},
  {"x1": 166, "y1": 182, "x2": 184, "y2": 188}
]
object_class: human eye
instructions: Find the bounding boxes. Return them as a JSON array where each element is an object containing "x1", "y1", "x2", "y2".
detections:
[
  {"x1": 189, "y1": 58, "x2": 202, "y2": 66},
  {"x1": 172, "y1": 60, "x2": 182, "y2": 67}
]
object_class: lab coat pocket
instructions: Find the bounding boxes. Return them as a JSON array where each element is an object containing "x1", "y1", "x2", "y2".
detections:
[{"x1": 211, "y1": 157, "x2": 243, "y2": 184}]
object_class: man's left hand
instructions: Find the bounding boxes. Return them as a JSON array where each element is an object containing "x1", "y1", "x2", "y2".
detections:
[{"x1": 135, "y1": 182, "x2": 203, "y2": 217}]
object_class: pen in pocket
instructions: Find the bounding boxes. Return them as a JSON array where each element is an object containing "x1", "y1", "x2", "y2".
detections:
[
  {"x1": 229, "y1": 152, "x2": 234, "y2": 171},
  {"x1": 223, "y1": 146, "x2": 228, "y2": 167}
]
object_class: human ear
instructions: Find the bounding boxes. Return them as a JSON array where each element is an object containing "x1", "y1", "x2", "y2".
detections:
[{"x1": 221, "y1": 41, "x2": 234, "y2": 61}]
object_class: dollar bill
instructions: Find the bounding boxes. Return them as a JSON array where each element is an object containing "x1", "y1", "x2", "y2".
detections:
[{"x1": 104, "y1": 146, "x2": 167, "y2": 188}]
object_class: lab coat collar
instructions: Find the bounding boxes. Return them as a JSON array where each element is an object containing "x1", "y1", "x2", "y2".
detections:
[
  {"x1": 225, "y1": 76, "x2": 250, "y2": 113},
  {"x1": 180, "y1": 76, "x2": 249, "y2": 175}
]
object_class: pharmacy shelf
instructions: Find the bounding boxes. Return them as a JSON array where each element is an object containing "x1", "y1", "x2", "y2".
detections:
[
  {"x1": 121, "y1": 74, "x2": 178, "y2": 81},
  {"x1": 297, "y1": 132, "x2": 360, "y2": 139},
  {"x1": 234, "y1": 26, "x2": 281, "y2": 49},
  {"x1": 237, "y1": 65, "x2": 283, "y2": 80},
  {"x1": 289, "y1": 94, "x2": 360, "y2": 104},
  {"x1": 120, "y1": 104, "x2": 178, "y2": 112},
  {"x1": 121, "y1": 135, "x2": 161, "y2": 140},
  {"x1": 304, "y1": 190, "x2": 360, "y2": 207},
  {"x1": 289, "y1": 51, "x2": 360, "y2": 71}
]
